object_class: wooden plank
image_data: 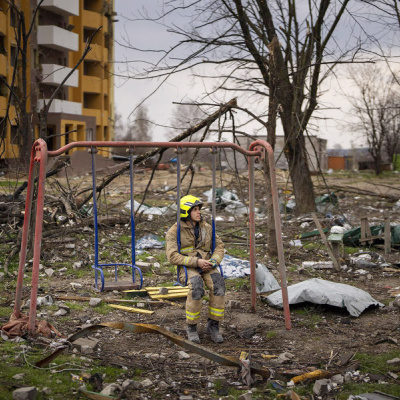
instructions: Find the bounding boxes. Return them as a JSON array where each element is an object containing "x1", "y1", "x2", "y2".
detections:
[
  {"x1": 150, "y1": 293, "x2": 189, "y2": 299},
  {"x1": 109, "y1": 304, "x2": 154, "y2": 314},
  {"x1": 312, "y1": 213, "x2": 341, "y2": 272},
  {"x1": 103, "y1": 282, "x2": 140, "y2": 291}
]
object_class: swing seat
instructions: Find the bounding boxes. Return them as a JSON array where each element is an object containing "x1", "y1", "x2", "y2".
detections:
[
  {"x1": 92, "y1": 262, "x2": 143, "y2": 291},
  {"x1": 174, "y1": 263, "x2": 224, "y2": 286}
]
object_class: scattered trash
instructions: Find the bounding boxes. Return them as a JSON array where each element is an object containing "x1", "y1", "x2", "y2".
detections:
[
  {"x1": 343, "y1": 224, "x2": 400, "y2": 247},
  {"x1": 348, "y1": 391, "x2": 400, "y2": 400},
  {"x1": 289, "y1": 239, "x2": 302, "y2": 247},
  {"x1": 220, "y1": 254, "x2": 250, "y2": 278},
  {"x1": 124, "y1": 200, "x2": 176, "y2": 216},
  {"x1": 315, "y1": 193, "x2": 338, "y2": 213},
  {"x1": 350, "y1": 252, "x2": 387, "y2": 269},
  {"x1": 290, "y1": 369, "x2": 331, "y2": 384},
  {"x1": 302, "y1": 261, "x2": 334, "y2": 270},
  {"x1": 36, "y1": 322, "x2": 270, "y2": 379},
  {"x1": 136, "y1": 234, "x2": 165, "y2": 253},
  {"x1": 265, "y1": 278, "x2": 384, "y2": 317},
  {"x1": 203, "y1": 188, "x2": 248, "y2": 215}
]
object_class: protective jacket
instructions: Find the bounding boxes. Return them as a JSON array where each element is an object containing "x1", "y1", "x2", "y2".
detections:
[{"x1": 165, "y1": 219, "x2": 224, "y2": 268}]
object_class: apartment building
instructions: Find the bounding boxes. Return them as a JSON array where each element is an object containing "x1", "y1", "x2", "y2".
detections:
[{"x1": 0, "y1": 0, "x2": 114, "y2": 160}]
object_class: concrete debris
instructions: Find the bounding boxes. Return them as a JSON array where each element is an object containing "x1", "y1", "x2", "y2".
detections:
[
  {"x1": 386, "y1": 358, "x2": 400, "y2": 365},
  {"x1": 226, "y1": 300, "x2": 241, "y2": 309},
  {"x1": 72, "y1": 337, "x2": 99, "y2": 354},
  {"x1": 89, "y1": 298, "x2": 102, "y2": 307},
  {"x1": 276, "y1": 352, "x2": 295, "y2": 364},
  {"x1": 313, "y1": 378, "x2": 331, "y2": 397},
  {"x1": 54, "y1": 308, "x2": 68, "y2": 317},
  {"x1": 331, "y1": 374, "x2": 344, "y2": 385},
  {"x1": 12, "y1": 373, "x2": 25, "y2": 380},
  {"x1": 73, "y1": 261, "x2": 83, "y2": 269},
  {"x1": 70, "y1": 282, "x2": 83, "y2": 289},
  {"x1": 44, "y1": 268, "x2": 54, "y2": 277},
  {"x1": 177, "y1": 350, "x2": 190, "y2": 360},
  {"x1": 179, "y1": 396, "x2": 193, "y2": 400},
  {"x1": 140, "y1": 378, "x2": 153, "y2": 388},
  {"x1": 12, "y1": 387, "x2": 37, "y2": 400},
  {"x1": 100, "y1": 383, "x2": 121, "y2": 396},
  {"x1": 146, "y1": 256, "x2": 156, "y2": 263}
]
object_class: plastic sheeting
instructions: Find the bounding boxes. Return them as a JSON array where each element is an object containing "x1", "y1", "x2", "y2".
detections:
[
  {"x1": 125, "y1": 200, "x2": 176, "y2": 216},
  {"x1": 136, "y1": 234, "x2": 165, "y2": 254},
  {"x1": 265, "y1": 278, "x2": 383, "y2": 317},
  {"x1": 220, "y1": 255, "x2": 280, "y2": 293},
  {"x1": 203, "y1": 188, "x2": 248, "y2": 215}
]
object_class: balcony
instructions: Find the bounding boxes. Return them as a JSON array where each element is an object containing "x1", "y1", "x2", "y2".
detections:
[
  {"x1": 82, "y1": 75, "x2": 101, "y2": 93},
  {"x1": 37, "y1": 99, "x2": 82, "y2": 115},
  {"x1": 82, "y1": 9, "x2": 102, "y2": 30},
  {"x1": 38, "y1": 26, "x2": 79, "y2": 52},
  {"x1": 41, "y1": 0, "x2": 79, "y2": 16},
  {"x1": 85, "y1": 43, "x2": 108, "y2": 61},
  {"x1": 0, "y1": 12, "x2": 6, "y2": 35},
  {"x1": 0, "y1": 54, "x2": 6, "y2": 75},
  {"x1": 83, "y1": 107, "x2": 101, "y2": 125},
  {"x1": 41, "y1": 64, "x2": 78, "y2": 87}
]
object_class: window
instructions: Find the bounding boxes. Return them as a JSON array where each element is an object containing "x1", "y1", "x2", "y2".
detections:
[
  {"x1": 10, "y1": 46, "x2": 17, "y2": 67},
  {"x1": 10, "y1": 125, "x2": 20, "y2": 145}
]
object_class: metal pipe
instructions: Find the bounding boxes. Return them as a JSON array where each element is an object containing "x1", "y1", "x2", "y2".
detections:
[
  {"x1": 47, "y1": 141, "x2": 261, "y2": 157},
  {"x1": 90, "y1": 148, "x2": 99, "y2": 271},
  {"x1": 129, "y1": 149, "x2": 135, "y2": 268},
  {"x1": 249, "y1": 140, "x2": 291, "y2": 330},
  {"x1": 28, "y1": 139, "x2": 48, "y2": 333},
  {"x1": 211, "y1": 148, "x2": 217, "y2": 252},
  {"x1": 248, "y1": 156, "x2": 257, "y2": 312},
  {"x1": 13, "y1": 145, "x2": 36, "y2": 317}
]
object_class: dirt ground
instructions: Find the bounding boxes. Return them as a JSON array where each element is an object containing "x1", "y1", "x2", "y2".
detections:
[{"x1": 0, "y1": 166, "x2": 400, "y2": 399}]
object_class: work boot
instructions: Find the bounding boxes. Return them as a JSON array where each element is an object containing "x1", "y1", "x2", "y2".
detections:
[
  {"x1": 207, "y1": 318, "x2": 223, "y2": 343},
  {"x1": 186, "y1": 324, "x2": 200, "y2": 343}
]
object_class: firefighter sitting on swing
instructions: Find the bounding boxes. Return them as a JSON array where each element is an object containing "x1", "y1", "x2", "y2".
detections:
[{"x1": 166, "y1": 195, "x2": 225, "y2": 343}]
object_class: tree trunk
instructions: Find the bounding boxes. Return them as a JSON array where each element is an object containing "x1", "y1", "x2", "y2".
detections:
[{"x1": 285, "y1": 132, "x2": 316, "y2": 214}]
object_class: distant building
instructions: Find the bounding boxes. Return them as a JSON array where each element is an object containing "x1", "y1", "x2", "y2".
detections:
[
  {"x1": 0, "y1": 0, "x2": 114, "y2": 160},
  {"x1": 327, "y1": 148, "x2": 392, "y2": 171}
]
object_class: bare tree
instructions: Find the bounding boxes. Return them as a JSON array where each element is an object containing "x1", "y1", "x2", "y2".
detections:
[
  {"x1": 125, "y1": 105, "x2": 152, "y2": 142},
  {"x1": 121, "y1": 0, "x2": 366, "y2": 213},
  {"x1": 347, "y1": 65, "x2": 399, "y2": 174}
]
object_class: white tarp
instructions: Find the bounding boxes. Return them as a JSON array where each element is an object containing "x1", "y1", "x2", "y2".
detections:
[
  {"x1": 221, "y1": 255, "x2": 280, "y2": 293},
  {"x1": 266, "y1": 278, "x2": 383, "y2": 317}
]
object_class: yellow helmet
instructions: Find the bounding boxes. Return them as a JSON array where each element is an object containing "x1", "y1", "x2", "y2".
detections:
[{"x1": 180, "y1": 195, "x2": 203, "y2": 219}]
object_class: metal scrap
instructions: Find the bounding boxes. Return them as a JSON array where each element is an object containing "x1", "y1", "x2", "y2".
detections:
[{"x1": 35, "y1": 322, "x2": 270, "y2": 379}]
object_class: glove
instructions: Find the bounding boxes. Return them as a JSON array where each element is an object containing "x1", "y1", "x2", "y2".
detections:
[{"x1": 209, "y1": 258, "x2": 218, "y2": 268}]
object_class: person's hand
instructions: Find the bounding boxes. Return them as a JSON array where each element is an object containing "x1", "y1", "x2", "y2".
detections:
[{"x1": 197, "y1": 258, "x2": 213, "y2": 271}]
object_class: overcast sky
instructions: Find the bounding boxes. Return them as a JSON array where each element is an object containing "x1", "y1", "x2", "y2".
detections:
[{"x1": 113, "y1": 1, "x2": 398, "y2": 149}]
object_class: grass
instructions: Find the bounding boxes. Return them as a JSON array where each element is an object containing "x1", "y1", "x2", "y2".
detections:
[
  {"x1": 226, "y1": 247, "x2": 249, "y2": 259},
  {"x1": 265, "y1": 330, "x2": 277, "y2": 339},
  {"x1": 226, "y1": 277, "x2": 248, "y2": 291}
]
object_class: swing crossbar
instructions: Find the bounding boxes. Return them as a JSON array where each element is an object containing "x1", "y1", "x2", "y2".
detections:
[{"x1": 11, "y1": 139, "x2": 291, "y2": 335}]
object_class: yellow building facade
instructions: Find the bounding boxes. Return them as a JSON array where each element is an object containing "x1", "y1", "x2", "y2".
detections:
[{"x1": 0, "y1": 0, "x2": 114, "y2": 160}]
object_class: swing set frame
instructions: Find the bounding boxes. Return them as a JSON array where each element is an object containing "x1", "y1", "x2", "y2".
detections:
[{"x1": 11, "y1": 139, "x2": 291, "y2": 334}]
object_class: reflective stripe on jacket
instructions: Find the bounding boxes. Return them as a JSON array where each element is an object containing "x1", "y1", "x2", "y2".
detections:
[{"x1": 165, "y1": 219, "x2": 224, "y2": 268}]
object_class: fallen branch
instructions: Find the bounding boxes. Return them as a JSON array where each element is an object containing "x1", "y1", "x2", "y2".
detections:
[
  {"x1": 79, "y1": 98, "x2": 237, "y2": 207},
  {"x1": 314, "y1": 184, "x2": 398, "y2": 201}
]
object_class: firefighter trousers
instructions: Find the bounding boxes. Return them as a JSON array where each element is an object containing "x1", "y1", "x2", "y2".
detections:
[{"x1": 180, "y1": 267, "x2": 226, "y2": 325}]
